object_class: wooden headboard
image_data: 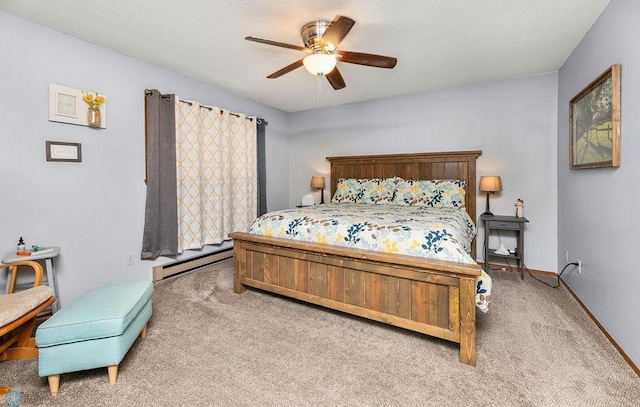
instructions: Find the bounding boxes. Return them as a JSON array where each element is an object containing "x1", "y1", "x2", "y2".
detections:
[{"x1": 326, "y1": 150, "x2": 483, "y2": 222}]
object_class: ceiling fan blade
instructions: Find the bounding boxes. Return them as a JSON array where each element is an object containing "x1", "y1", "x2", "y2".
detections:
[
  {"x1": 267, "y1": 59, "x2": 304, "y2": 79},
  {"x1": 336, "y1": 50, "x2": 397, "y2": 69},
  {"x1": 320, "y1": 15, "x2": 355, "y2": 48},
  {"x1": 326, "y1": 67, "x2": 346, "y2": 90},
  {"x1": 245, "y1": 36, "x2": 309, "y2": 52}
]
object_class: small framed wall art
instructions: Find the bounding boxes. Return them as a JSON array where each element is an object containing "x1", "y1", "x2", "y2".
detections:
[
  {"x1": 569, "y1": 64, "x2": 620, "y2": 169},
  {"x1": 46, "y1": 141, "x2": 82, "y2": 162},
  {"x1": 49, "y1": 84, "x2": 107, "y2": 128}
]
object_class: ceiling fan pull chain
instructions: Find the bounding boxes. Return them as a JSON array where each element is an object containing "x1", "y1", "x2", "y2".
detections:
[{"x1": 317, "y1": 75, "x2": 322, "y2": 98}]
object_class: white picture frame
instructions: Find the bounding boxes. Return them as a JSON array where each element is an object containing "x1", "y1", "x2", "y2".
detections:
[{"x1": 49, "y1": 84, "x2": 107, "y2": 128}]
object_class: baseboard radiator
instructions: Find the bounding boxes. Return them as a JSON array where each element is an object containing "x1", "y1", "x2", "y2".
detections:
[{"x1": 152, "y1": 248, "x2": 233, "y2": 282}]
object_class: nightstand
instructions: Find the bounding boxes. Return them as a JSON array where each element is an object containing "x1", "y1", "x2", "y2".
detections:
[{"x1": 480, "y1": 215, "x2": 528, "y2": 279}]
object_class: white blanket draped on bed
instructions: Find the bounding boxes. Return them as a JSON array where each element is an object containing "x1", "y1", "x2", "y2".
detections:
[{"x1": 248, "y1": 203, "x2": 492, "y2": 313}]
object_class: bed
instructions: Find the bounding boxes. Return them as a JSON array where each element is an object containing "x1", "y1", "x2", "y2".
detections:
[{"x1": 230, "y1": 150, "x2": 484, "y2": 365}]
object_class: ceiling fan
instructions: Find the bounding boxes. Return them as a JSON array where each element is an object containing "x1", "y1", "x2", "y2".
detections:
[{"x1": 245, "y1": 15, "x2": 397, "y2": 90}]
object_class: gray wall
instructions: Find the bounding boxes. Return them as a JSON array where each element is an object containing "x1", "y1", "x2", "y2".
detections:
[
  {"x1": 289, "y1": 73, "x2": 559, "y2": 273},
  {"x1": 0, "y1": 12, "x2": 290, "y2": 306},
  {"x1": 558, "y1": 0, "x2": 640, "y2": 367}
]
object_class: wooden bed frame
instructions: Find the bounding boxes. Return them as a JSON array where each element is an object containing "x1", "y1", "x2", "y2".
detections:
[{"x1": 230, "y1": 150, "x2": 483, "y2": 365}]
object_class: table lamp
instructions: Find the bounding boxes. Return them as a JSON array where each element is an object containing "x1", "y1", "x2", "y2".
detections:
[
  {"x1": 479, "y1": 176, "x2": 502, "y2": 216},
  {"x1": 311, "y1": 176, "x2": 326, "y2": 204}
]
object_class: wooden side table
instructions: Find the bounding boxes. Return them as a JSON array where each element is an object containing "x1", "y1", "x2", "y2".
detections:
[
  {"x1": 2, "y1": 247, "x2": 60, "y2": 313},
  {"x1": 480, "y1": 215, "x2": 528, "y2": 279}
]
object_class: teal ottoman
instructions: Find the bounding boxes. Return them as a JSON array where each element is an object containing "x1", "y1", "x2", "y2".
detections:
[{"x1": 35, "y1": 281, "x2": 153, "y2": 396}]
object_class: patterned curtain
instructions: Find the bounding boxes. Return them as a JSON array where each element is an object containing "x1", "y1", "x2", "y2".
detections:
[{"x1": 175, "y1": 101, "x2": 257, "y2": 252}]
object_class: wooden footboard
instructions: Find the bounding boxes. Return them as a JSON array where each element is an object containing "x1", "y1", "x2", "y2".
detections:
[{"x1": 230, "y1": 232, "x2": 482, "y2": 366}]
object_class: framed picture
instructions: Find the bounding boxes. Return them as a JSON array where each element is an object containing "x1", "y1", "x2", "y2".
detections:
[
  {"x1": 46, "y1": 141, "x2": 82, "y2": 162},
  {"x1": 49, "y1": 84, "x2": 107, "y2": 128},
  {"x1": 569, "y1": 64, "x2": 620, "y2": 169}
]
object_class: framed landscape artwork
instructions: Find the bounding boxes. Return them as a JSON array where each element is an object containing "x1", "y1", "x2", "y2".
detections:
[{"x1": 569, "y1": 64, "x2": 620, "y2": 169}]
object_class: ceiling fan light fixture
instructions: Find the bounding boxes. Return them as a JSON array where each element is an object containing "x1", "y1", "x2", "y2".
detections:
[{"x1": 303, "y1": 53, "x2": 337, "y2": 76}]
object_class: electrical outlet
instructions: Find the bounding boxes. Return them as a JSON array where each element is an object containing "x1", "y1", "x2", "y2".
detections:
[
  {"x1": 126, "y1": 253, "x2": 135, "y2": 266},
  {"x1": 565, "y1": 249, "x2": 569, "y2": 262},
  {"x1": 577, "y1": 259, "x2": 582, "y2": 274}
]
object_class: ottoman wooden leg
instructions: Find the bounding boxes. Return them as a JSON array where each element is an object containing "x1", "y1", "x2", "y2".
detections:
[
  {"x1": 107, "y1": 365, "x2": 118, "y2": 385},
  {"x1": 48, "y1": 374, "x2": 60, "y2": 396},
  {"x1": 140, "y1": 324, "x2": 147, "y2": 339}
]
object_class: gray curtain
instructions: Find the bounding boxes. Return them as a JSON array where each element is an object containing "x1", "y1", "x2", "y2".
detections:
[
  {"x1": 141, "y1": 90, "x2": 178, "y2": 260},
  {"x1": 256, "y1": 118, "x2": 267, "y2": 216}
]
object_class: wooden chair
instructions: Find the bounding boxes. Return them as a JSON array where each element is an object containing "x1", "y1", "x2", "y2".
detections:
[{"x1": 0, "y1": 260, "x2": 55, "y2": 395}]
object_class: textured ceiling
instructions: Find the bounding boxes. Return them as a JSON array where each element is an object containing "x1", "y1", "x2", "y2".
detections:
[{"x1": 0, "y1": 0, "x2": 611, "y2": 112}]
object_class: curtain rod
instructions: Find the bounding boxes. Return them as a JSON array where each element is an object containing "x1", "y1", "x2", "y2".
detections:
[
  {"x1": 178, "y1": 98, "x2": 251, "y2": 121},
  {"x1": 144, "y1": 89, "x2": 267, "y2": 125}
]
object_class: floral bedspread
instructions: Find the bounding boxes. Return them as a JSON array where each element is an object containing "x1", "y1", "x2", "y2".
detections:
[{"x1": 247, "y1": 203, "x2": 492, "y2": 312}]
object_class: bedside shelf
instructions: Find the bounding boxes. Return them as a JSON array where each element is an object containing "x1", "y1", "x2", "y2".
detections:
[
  {"x1": 487, "y1": 249, "x2": 521, "y2": 260},
  {"x1": 481, "y1": 215, "x2": 528, "y2": 279}
]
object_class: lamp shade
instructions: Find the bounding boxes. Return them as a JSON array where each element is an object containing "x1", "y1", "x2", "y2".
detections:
[
  {"x1": 311, "y1": 176, "x2": 326, "y2": 189},
  {"x1": 479, "y1": 176, "x2": 502, "y2": 192},
  {"x1": 303, "y1": 53, "x2": 337, "y2": 76}
]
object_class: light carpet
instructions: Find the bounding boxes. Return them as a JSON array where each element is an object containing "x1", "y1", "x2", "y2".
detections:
[{"x1": 1, "y1": 259, "x2": 638, "y2": 406}]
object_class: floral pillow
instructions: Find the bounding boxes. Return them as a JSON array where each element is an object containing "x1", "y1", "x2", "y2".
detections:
[
  {"x1": 332, "y1": 178, "x2": 363, "y2": 203},
  {"x1": 393, "y1": 179, "x2": 467, "y2": 209},
  {"x1": 357, "y1": 177, "x2": 401, "y2": 204}
]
